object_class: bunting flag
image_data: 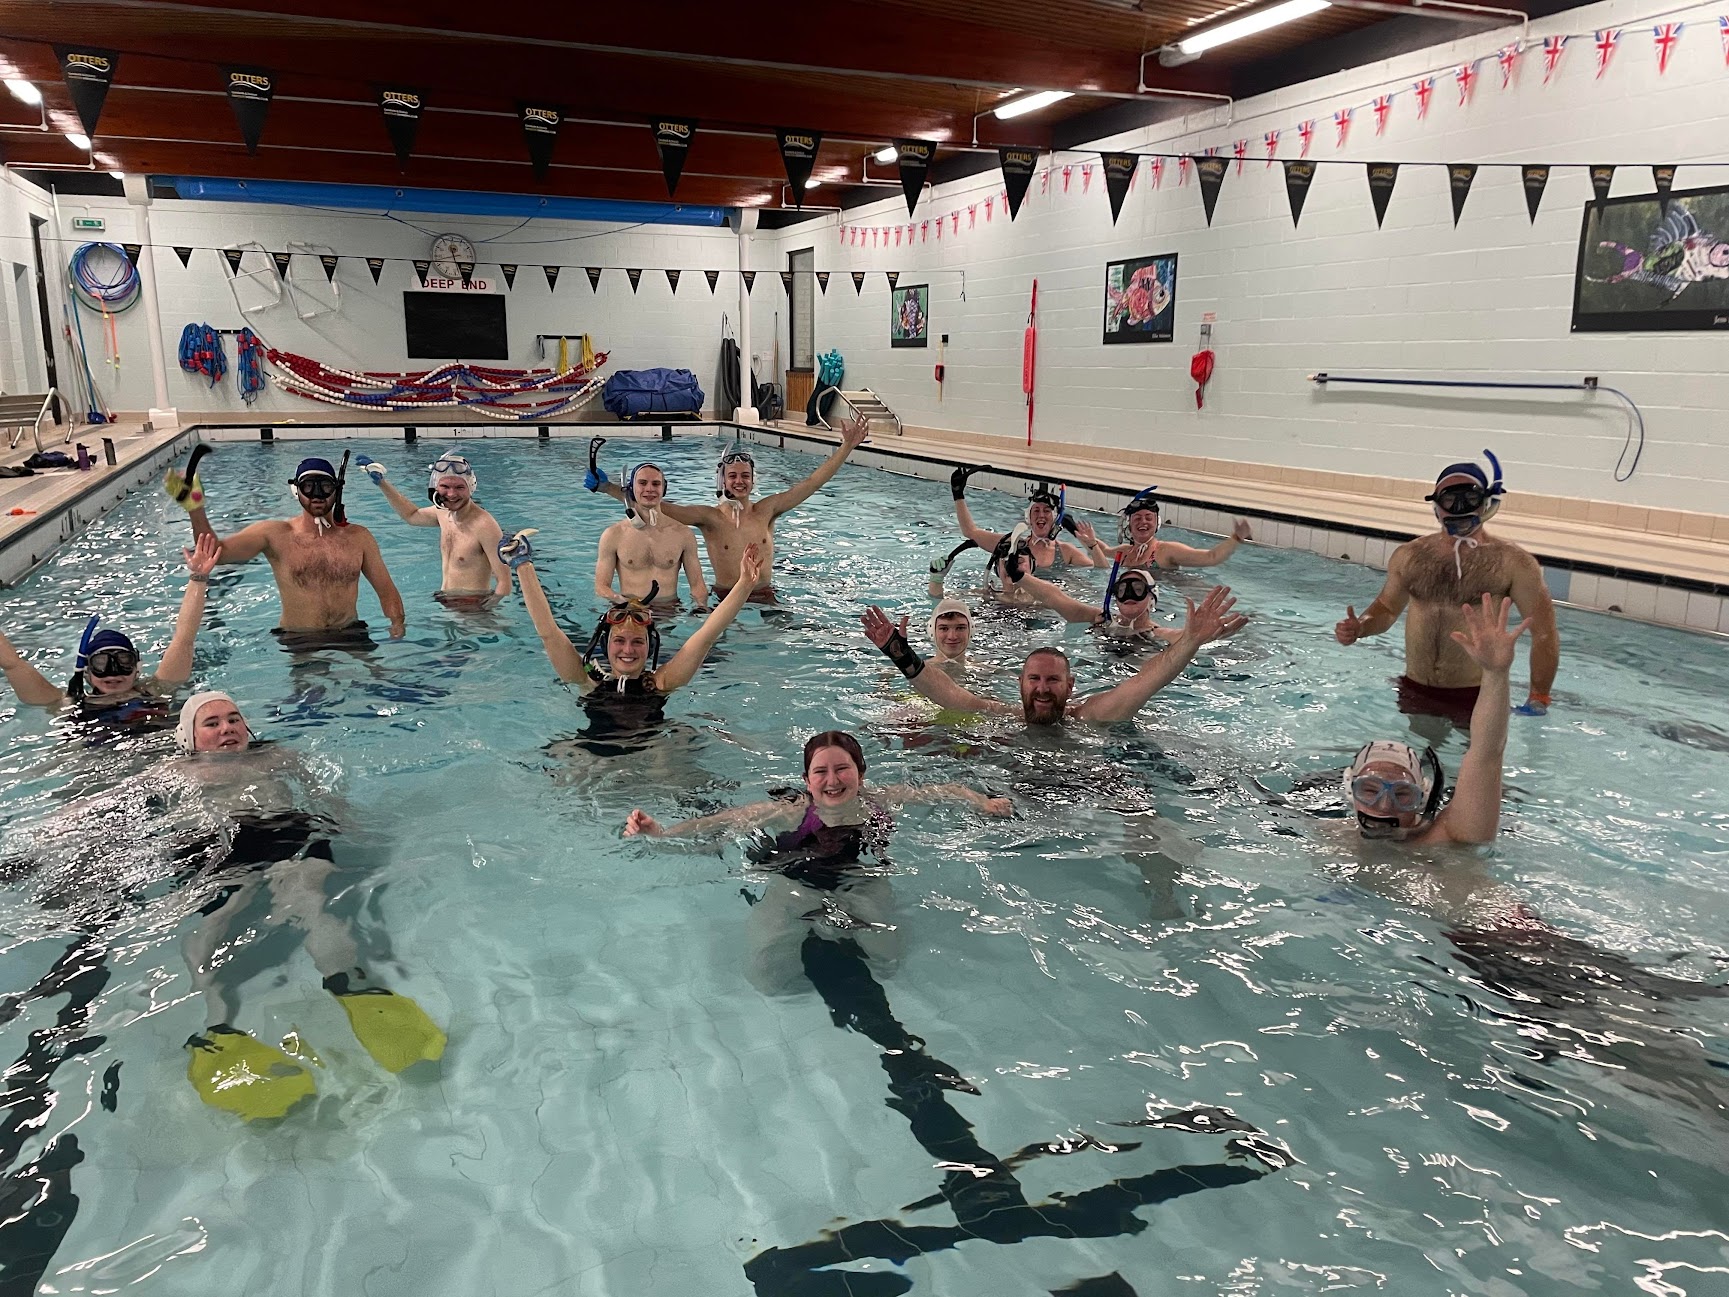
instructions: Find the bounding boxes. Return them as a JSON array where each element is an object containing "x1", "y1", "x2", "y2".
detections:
[
  {"x1": 584, "y1": 266, "x2": 601, "y2": 291},
  {"x1": 1542, "y1": 35, "x2": 1568, "y2": 83},
  {"x1": 1149, "y1": 156, "x2": 1165, "y2": 188},
  {"x1": 378, "y1": 89, "x2": 423, "y2": 168},
  {"x1": 816, "y1": 270, "x2": 829, "y2": 294},
  {"x1": 1193, "y1": 155, "x2": 1228, "y2": 226},
  {"x1": 1177, "y1": 156, "x2": 1190, "y2": 185},
  {"x1": 704, "y1": 268, "x2": 720, "y2": 293},
  {"x1": 1653, "y1": 164, "x2": 1677, "y2": 212},
  {"x1": 1297, "y1": 119, "x2": 1315, "y2": 157},
  {"x1": 665, "y1": 268, "x2": 681, "y2": 294},
  {"x1": 1372, "y1": 95, "x2": 1392, "y2": 136},
  {"x1": 1595, "y1": 28, "x2": 1620, "y2": 78},
  {"x1": 1283, "y1": 159, "x2": 1317, "y2": 227},
  {"x1": 500, "y1": 263, "x2": 517, "y2": 290},
  {"x1": 936, "y1": 219, "x2": 943, "y2": 240},
  {"x1": 1448, "y1": 164, "x2": 1477, "y2": 226},
  {"x1": 626, "y1": 267, "x2": 642, "y2": 293},
  {"x1": 223, "y1": 66, "x2": 275, "y2": 154},
  {"x1": 779, "y1": 270, "x2": 793, "y2": 295},
  {"x1": 1589, "y1": 165, "x2": 1615, "y2": 205},
  {"x1": 544, "y1": 265, "x2": 561, "y2": 291},
  {"x1": 894, "y1": 226, "x2": 902, "y2": 246},
  {"x1": 1456, "y1": 60, "x2": 1479, "y2": 106},
  {"x1": 851, "y1": 270, "x2": 865, "y2": 295},
  {"x1": 999, "y1": 146, "x2": 1039, "y2": 220},
  {"x1": 775, "y1": 129, "x2": 822, "y2": 205},
  {"x1": 271, "y1": 250, "x2": 292, "y2": 279},
  {"x1": 1521, "y1": 164, "x2": 1550, "y2": 223},
  {"x1": 1333, "y1": 107, "x2": 1352, "y2": 148},
  {"x1": 894, "y1": 138, "x2": 935, "y2": 215},
  {"x1": 1081, "y1": 163, "x2": 1094, "y2": 194},
  {"x1": 412, "y1": 259, "x2": 430, "y2": 287},
  {"x1": 1496, "y1": 42, "x2": 1522, "y2": 88},
  {"x1": 456, "y1": 260, "x2": 474, "y2": 286},
  {"x1": 1040, "y1": 167, "x2": 1050, "y2": 195},
  {"x1": 1414, "y1": 76, "x2": 1434, "y2": 119},
  {"x1": 1101, "y1": 152, "x2": 1137, "y2": 224},
  {"x1": 173, "y1": 246, "x2": 193, "y2": 268},
  {"x1": 223, "y1": 248, "x2": 244, "y2": 277},
  {"x1": 885, "y1": 270, "x2": 899, "y2": 290},
  {"x1": 55, "y1": 47, "x2": 118, "y2": 139},
  {"x1": 519, "y1": 103, "x2": 563, "y2": 179},
  {"x1": 1653, "y1": 23, "x2": 1683, "y2": 74},
  {"x1": 920, "y1": 220, "x2": 929, "y2": 242},
  {"x1": 1722, "y1": 16, "x2": 1729, "y2": 67},
  {"x1": 652, "y1": 118, "x2": 697, "y2": 197},
  {"x1": 950, "y1": 212, "x2": 959, "y2": 235},
  {"x1": 320, "y1": 253, "x2": 340, "y2": 284},
  {"x1": 742, "y1": 270, "x2": 756, "y2": 294},
  {"x1": 967, "y1": 203, "x2": 977, "y2": 228},
  {"x1": 1366, "y1": 163, "x2": 1398, "y2": 227},
  {"x1": 120, "y1": 243, "x2": 141, "y2": 267},
  {"x1": 367, "y1": 257, "x2": 385, "y2": 285},
  {"x1": 1062, "y1": 164, "x2": 1073, "y2": 193},
  {"x1": 1263, "y1": 130, "x2": 1279, "y2": 165},
  {"x1": 1233, "y1": 139, "x2": 1249, "y2": 175},
  {"x1": 984, "y1": 198, "x2": 994, "y2": 222}
]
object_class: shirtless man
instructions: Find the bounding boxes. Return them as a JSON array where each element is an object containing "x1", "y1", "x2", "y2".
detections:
[
  {"x1": 862, "y1": 585, "x2": 1240, "y2": 727},
  {"x1": 1335, "y1": 452, "x2": 1559, "y2": 725},
  {"x1": 1107, "y1": 487, "x2": 1251, "y2": 571},
  {"x1": 184, "y1": 455, "x2": 406, "y2": 647},
  {"x1": 589, "y1": 422, "x2": 869, "y2": 598},
  {"x1": 591, "y1": 459, "x2": 709, "y2": 608},
  {"x1": 354, "y1": 452, "x2": 511, "y2": 609}
]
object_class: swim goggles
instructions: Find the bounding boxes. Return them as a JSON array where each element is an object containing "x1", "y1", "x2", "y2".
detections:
[
  {"x1": 1425, "y1": 482, "x2": 1493, "y2": 516},
  {"x1": 1349, "y1": 774, "x2": 1427, "y2": 814},
  {"x1": 603, "y1": 604, "x2": 654, "y2": 628},
  {"x1": 293, "y1": 473, "x2": 339, "y2": 499},
  {"x1": 1123, "y1": 487, "x2": 1161, "y2": 517},
  {"x1": 718, "y1": 448, "x2": 755, "y2": 470},
  {"x1": 1110, "y1": 573, "x2": 1154, "y2": 604},
  {"x1": 85, "y1": 646, "x2": 140, "y2": 678},
  {"x1": 429, "y1": 456, "x2": 474, "y2": 481}
]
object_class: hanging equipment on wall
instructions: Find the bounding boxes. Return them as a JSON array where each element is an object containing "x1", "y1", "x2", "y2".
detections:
[
  {"x1": 1022, "y1": 278, "x2": 1038, "y2": 446},
  {"x1": 236, "y1": 328, "x2": 268, "y2": 403},
  {"x1": 178, "y1": 322, "x2": 228, "y2": 387},
  {"x1": 68, "y1": 242, "x2": 141, "y2": 377}
]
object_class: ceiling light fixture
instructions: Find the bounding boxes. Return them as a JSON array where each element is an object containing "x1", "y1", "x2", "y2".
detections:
[
  {"x1": 4, "y1": 78, "x2": 41, "y2": 106},
  {"x1": 1162, "y1": 0, "x2": 1331, "y2": 64},
  {"x1": 65, "y1": 131, "x2": 92, "y2": 151},
  {"x1": 993, "y1": 89, "x2": 1074, "y2": 119},
  {"x1": 873, "y1": 145, "x2": 898, "y2": 163}
]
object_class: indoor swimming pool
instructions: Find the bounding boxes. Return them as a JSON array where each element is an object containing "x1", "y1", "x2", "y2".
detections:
[{"x1": 0, "y1": 436, "x2": 1724, "y2": 1296}]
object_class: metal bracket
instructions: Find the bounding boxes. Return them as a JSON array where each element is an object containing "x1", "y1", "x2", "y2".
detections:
[
  {"x1": 285, "y1": 241, "x2": 340, "y2": 321},
  {"x1": 220, "y1": 241, "x2": 282, "y2": 317}
]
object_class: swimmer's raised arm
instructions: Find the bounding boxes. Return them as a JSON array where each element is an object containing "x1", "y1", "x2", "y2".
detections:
[
  {"x1": 500, "y1": 533, "x2": 588, "y2": 687},
  {"x1": 655, "y1": 546, "x2": 760, "y2": 693},
  {"x1": 1009, "y1": 570, "x2": 1101, "y2": 625},
  {"x1": 1076, "y1": 586, "x2": 1237, "y2": 724},
  {"x1": 195, "y1": 515, "x2": 274, "y2": 565},
  {"x1": 0, "y1": 632, "x2": 63, "y2": 708},
  {"x1": 1430, "y1": 595, "x2": 1527, "y2": 844},
  {"x1": 1155, "y1": 520, "x2": 1252, "y2": 570},
  {"x1": 156, "y1": 535, "x2": 220, "y2": 686},
  {"x1": 861, "y1": 605, "x2": 1012, "y2": 715},
  {"x1": 356, "y1": 457, "x2": 439, "y2": 527}
]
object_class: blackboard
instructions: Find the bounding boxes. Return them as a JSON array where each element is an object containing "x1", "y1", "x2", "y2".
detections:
[{"x1": 403, "y1": 292, "x2": 509, "y2": 359}]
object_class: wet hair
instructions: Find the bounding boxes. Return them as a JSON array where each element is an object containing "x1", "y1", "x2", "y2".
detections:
[
  {"x1": 1024, "y1": 646, "x2": 1072, "y2": 672},
  {"x1": 803, "y1": 730, "x2": 866, "y2": 776}
]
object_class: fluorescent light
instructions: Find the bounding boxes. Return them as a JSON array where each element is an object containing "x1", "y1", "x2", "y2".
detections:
[
  {"x1": 1179, "y1": 0, "x2": 1330, "y2": 56},
  {"x1": 994, "y1": 90, "x2": 1073, "y2": 120},
  {"x1": 65, "y1": 131, "x2": 92, "y2": 151},
  {"x1": 873, "y1": 145, "x2": 898, "y2": 163},
  {"x1": 5, "y1": 78, "x2": 41, "y2": 107},
  {"x1": 804, "y1": 178, "x2": 822, "y2": 190}
]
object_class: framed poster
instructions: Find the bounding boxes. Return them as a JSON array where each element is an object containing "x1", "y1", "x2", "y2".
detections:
[
  {"x1": 1572, "y1": 185, "x2": 1729, "y2": 332},
  {"x1": 890, "y1": 282, "x2": 929, "y2": 348},
  {"x1": 1103, "y1": 253, "x2": 1177, "y2": 344}
]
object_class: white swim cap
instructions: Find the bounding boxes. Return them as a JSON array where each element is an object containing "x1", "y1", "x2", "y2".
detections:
[
  {"x1": 176, "y1": 690, "x2": 243, "y2": 754},
  {"x1": 928, "y1": 598, "x2": 973, "y2": 662}
]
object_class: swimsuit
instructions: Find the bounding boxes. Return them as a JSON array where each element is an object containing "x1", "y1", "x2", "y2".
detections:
[
  {"x1": 191, "y1": 810, "x2": 337, "y2": 916},
  {"x1": 271, "y1": 620, "x2": 377, "y2": 654},
  {"x1": 748, "y1": 796, "x2": 895, "y2": 891},
  {"x1": 1396, "y1": 675, "x2": 1480, "y2": 728},
  {"x1": 433, "y1": 590, "x2": 496, "y2": 611}
]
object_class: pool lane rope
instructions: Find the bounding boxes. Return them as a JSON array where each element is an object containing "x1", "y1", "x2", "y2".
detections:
[{"x1": 266, "y1": 347, "x2": 610, "y2": 421}]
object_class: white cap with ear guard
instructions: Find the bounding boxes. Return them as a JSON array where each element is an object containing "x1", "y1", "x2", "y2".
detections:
[
  {"x1": 928, "y1": 598, "x2": 973, "y2": 660},
  {"x1": 176, "y1": 690, "x2": 242, "y2": 754}
]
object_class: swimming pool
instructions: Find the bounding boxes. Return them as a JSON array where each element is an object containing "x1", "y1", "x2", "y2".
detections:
[{"x1": 1, "y1": 435, "x2": 1724, "y2": 1296}]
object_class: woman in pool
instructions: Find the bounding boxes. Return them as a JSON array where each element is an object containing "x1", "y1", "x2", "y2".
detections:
[
  {"x1": 625, "y1": 730, "x2": 1012, "y2": 993},
  {"x1": 0, "y1": 534, "x2": 219, "y2": 729}
]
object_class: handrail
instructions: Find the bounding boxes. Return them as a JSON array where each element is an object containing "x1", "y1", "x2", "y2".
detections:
[{"x1": 1, "y1": 390, "x2": 58, "y2": 454}]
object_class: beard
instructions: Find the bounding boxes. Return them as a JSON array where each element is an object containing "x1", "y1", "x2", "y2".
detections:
[{"x1": 1022, "y1": 694, "x2": 1067, "y2": 725}]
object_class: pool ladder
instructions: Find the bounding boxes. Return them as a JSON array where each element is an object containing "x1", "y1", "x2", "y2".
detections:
[{"x1": 819, "y1": 387, "x2": 902, "y2": 437}]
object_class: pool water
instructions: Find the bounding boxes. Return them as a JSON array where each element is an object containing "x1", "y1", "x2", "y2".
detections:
[{"x1": 0, "y1": 437, "x2": 1725, "y2": 1296}]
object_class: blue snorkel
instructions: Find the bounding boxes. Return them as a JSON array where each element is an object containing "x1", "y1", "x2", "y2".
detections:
[{"x1": 74, "y1": 614, "x2": 102, "y2": 673}]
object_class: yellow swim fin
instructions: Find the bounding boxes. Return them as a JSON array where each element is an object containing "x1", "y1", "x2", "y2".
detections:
[
  {"x1": 185, "y1": 1025, "x2": 316, "y2": 1121},
  {"x1": 327, "y1": 977, "x2": 446, "y2": 1073}
]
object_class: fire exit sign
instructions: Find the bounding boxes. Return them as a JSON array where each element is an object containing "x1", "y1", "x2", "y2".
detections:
[{"x1": 72, "y1": 217, "x2": 105, "y2": 231}]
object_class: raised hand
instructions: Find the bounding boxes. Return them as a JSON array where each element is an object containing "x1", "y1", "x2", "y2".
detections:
[
  {"x1": 355, "y1": 454, "x2": 387, "y2": 484},
  {"x1": 1449, "y1": 593, "x2": 1528, "y2": 674},
  {"x1": 497, "y1": 528, "x2": 539, "y2": 569},
  {"x1": 841, "y1": 416, "x2": 871, "y2": 449},
  {"x1": 1335, "y1": 605, "x2": 1365, "y2": 646},
  {"x1": 623, "y1": 809, "x2": 663, "y2": 837},
  {"x1": 1232, "y1": 518, "x2": 1253, "y2": 542},
  {"x1": 1211, "y1": 612, "x2": 1251, "y2": 641},
  {"x1": 737, "y1": 543, "x2": 764, "y2": 589},
  {"x1": 1070, "y1": 518, "x2": 1101, "y2": 547},
  {"x1": 183, "y1": 532, "x2": 219, "y2": 578},
  {"x1": 861, "y1": 605, "x2": 895, "y2": 648},
  {"x1": 584, "y1": 436, "x2": 610, "y2": 492},
  {"x1": 1180, "y1": 586, "x2": 1239, "y2": 643},
  {"x1": 950, "y1": 464, "x2": 984, "y2": 501}
]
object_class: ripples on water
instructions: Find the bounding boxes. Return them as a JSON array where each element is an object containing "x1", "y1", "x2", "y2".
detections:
[{"x1": 0, "y1": 438, "x2": 1723, "y2": 1295}]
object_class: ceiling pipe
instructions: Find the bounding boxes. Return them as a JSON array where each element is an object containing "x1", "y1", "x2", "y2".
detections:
[{"x1": 1331, "y1": 0, "x2": 1526, "y2": 36}]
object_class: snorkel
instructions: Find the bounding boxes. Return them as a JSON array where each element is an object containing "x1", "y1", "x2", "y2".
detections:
[
  {"x1": 987, "y1": 523, "x2": 1035, "y2": 588},
  {"x1": 1101, "y1": 555, "x2": 1123, "y2": 619},
  {"x1": 716, "y1": 442, "x2": 755, "y2": 506},
  {"x1": 623, "y1": 463, "x2": 663, "y2": 528},
  {"x1": 169, "y1": 444, "x2": 212, "y2": 509},
  {"x1": 1343, "y1": 741, "x2": 1446, "y2": 840},
  {"x1": 332, "y1": 450, "x2": 351, "y2": 528},
  {"x1": 426, "y1": 454, "x2": 477, "y2": 509},
  {"x1": 68, "y1": 614, "x2": 138, "y2": 700}
]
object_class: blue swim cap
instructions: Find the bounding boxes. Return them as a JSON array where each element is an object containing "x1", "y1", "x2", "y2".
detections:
[
  {"x1": 294, "y1": 457, "x2": 337, "y2": 479},
  {"x1": 74, "y1": 615, "x2": 135, "y2": 670}
]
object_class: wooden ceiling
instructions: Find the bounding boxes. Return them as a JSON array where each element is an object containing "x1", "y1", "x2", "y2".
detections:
[{"x1": 0, "y1": 0, "x2": 1539, "y2": 211}]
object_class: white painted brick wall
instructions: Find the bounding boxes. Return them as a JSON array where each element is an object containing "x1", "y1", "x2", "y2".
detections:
[{"x1": 759, "y1": 0, "x2": 1729, "y2": 514}]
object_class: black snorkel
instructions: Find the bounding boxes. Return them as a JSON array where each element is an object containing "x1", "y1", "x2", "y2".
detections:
[
  {"x1": 173, "y1": 445, "x2": 212, "y2": 507},
  {"x1": 333, "y1": 449, "x2": 351, "y2": 527}
]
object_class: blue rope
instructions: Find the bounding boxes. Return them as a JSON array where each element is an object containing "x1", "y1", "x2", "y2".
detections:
[
  {"x1": 68, "y1": 243, "x2": 140, "y2": 311},
  {"x1": 236, "y1": 329, "x2": 267, "y2": 403}
]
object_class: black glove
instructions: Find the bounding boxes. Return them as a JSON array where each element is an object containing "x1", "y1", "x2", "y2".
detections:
[
  {"x1": 1059, "y1": 514, "x2": 1079, "y2": 535},
  {"x1": 1003, "y1": 550, "x2": 1028, "y2": 582},
  {"x1": 877, "y1": 626, "x2": 925, "y2": 680},
  {"x1": 950, "y1": 465, "x2": 984, "y2": 501}
]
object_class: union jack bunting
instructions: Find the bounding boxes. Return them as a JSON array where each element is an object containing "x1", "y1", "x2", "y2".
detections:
[
  {"x1": 1297, "y1": 119, "x2": 1315, "y2": 157},
  {"x1": 1372, "y1": 94, "x2": 1393, "y2": 135},
  {"x1": 1594, "y1": 28, "x2": 1620, "y2": 78},
  {"x1": 1263, "y1": 130, "x2": 1280, "y2": 165},
  {"x1": 1413, "y1": 76, "x2": 1434, "y2": 118},
  {"x1": 1721, "y1": 16, "x2": 1729, "y2": 67},
  {"x1": 1456, "y1": 59, "x2": 1479, "y2": 105},
  {"x1": 1496, "y1": 42, "x2": 1522, "y2": 88},
  {"x1": 1542, "y1": 34, "x2": 1568, "y2": 83},
  {"x1": 1178, "y1": 155, "x2": 1191, "y2": 185},
  {"x1": 1150, "y1": 155, "x2": 1165, "y2": 187},
  {"x1": 1233, "y1": 138, "x2": 1249, "y2": 174},
  {"x1": 1333, "y1": 107, "x2": 1352, "y2": 148},
  {"x1": 1653, "y1": 23, "x2": 1683, "y2": 75}
]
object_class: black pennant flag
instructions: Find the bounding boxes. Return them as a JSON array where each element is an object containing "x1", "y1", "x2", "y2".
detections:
[
  {"x1": 704, "y1": 269, "x2": 720, "y2": 293},
  {"x1": 779, "y1": 270, "x2": 794, "y2": 295},
  {"x1": 457, "y1": 260, "x2": 475, "y2": 286},
  {"x1": 271, "y1": 250, "x2": 292, "y2": 279},
  {"x1": 1192, "y1": 155, "x2": 1228, "y2": 226},
  {"x1": 742, "y1": 270, "x2": 756, "y2": 294},
  {"x1": 222, "y1": 67, "x2": 275, "y2": 154},
  {"x1": 776, "y1": 129, "x2": 822, "y2": 206},
  {"x1": 626, "y1": 267, "x2": 642, "y2": 293},
  {"x1": 500, "y1": 263, "x2": 517, "y2": 290},
  {"x1": 120, "y1": 243, "x2": 141, "y2": 267},
  {"x1": 1589, "y1": 165, "x2": 1615, "y2": 205},
  {"x1": 55, "y1": 47, "x2": 118, "y2": 139},
  {"x1": 652, "y1": 118, "x2": 697, "y2": 197},
  {"x1": 544, "y1": 265, "x2": 561, "y2": 292},
  {"x1": 377, "y1": 89, "x2": 423, "y2": 169},
  {"x1": 585, "y1": 266, "x2": 602, "y2": 291},
  {"x1": 1283, "y1": 160, "x2": 1317, "y2": 226},
  {"x1": 1653, "y1": 164, "x2": 1676, "y2": 212},
  {"x1": 319, "y1": 254, "x2": 339, "y2": 284},
  {"x1": 172, "y1": 246, "x2": 193, "y2": 268},
  {"x1": 816, "y1": 270, "x2": 830, "y2": 294},
  {"x1": 851, "y1": 270, "x2": 866, "y2": 295},
  {"x1": 519, "y1": 103, "x2": 563, "y2": 180},
  {"x1": 1521, "y1": 165, "x2": 1550, "y2": 223},
  {"x1": 665, "y1": 268, "x2": 681, "y2": 294},
  {"x1": 366, "y1": 257, "x2": 385, "y2": 285},
  {"x1": 1448, "y1": 164, "x2": 1478, "y2": 226},
  {"x1": 222, "y1": 248, "x2": 244, "y2": 277},
  {"x1": 894, "y1": 139, "x2": 935, "y2": 216},
  {"x1": 999, "y1": 146, "x2": 1039, "y2": 221},
  {"x1": 1365, "y1": 163, "x2": 1399, "y2": 228},
  {"x1": 412, "y1": 259, "x2": 431, "y2": 287},
  {"x1": 885, "y1": 270, "x2": 900, "y2": 290},
  {"x1": 1101, "y1": 152, "x2": 1138, "y2": 225}
]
